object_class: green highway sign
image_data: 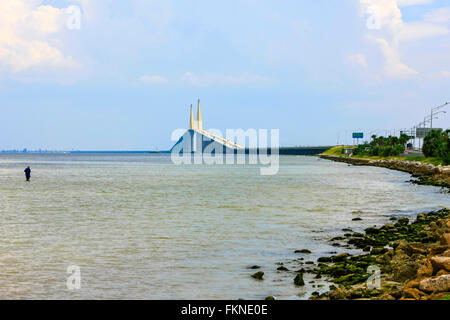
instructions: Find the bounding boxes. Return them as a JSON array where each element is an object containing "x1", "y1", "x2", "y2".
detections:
[{"x1": 352, "y1": 132, "x2": 363, "y2": 139}]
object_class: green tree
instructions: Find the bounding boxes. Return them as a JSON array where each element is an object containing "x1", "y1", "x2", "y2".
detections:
[
  {"x1": 399, "y1": 133, "x2": 410, "y2": 146},
  {"x1": 422, "y1": 129, "x2": 444, "y2": 158},
  {"x1": 437, "y1": 129, "x2": 450, "y2": 165}
]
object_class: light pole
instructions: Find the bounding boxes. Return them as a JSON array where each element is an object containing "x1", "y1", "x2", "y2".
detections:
[
  {"x1": 426, "y1": 110, "x2": 447, "y2": 129},
  {"x1": 430, "y1": 102, "x2": 449, "y2": 129}
]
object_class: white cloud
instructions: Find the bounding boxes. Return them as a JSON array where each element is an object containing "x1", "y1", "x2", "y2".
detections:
[
  {"x1": 374, "y1": 38, "x2": 418, "y2": 78},
  {"x1": 181, "y1": 72, "x2": 276, "y2": 86},
  {"x1": 139, "y1": 75, "x2": 169, "y2": 84},
  {"x1": 359, "y1": 0, "x2": 449, "y2": 79},
  {"x1": 0, "y1": 0, "x2": 78, "y2": 73},
  {"x1": 425, "y1": 7, "x2": 450, "y2": 23}
]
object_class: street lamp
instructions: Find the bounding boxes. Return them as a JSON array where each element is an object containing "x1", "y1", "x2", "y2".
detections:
[
  {"x1": 430, "y1": 102, "x2": 449, "y2": 129},
  {"x1": 428, "y1": 110, "x2": 447, "y2": 128}
]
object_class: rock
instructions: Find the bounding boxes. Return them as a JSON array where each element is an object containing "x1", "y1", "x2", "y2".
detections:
[
  {"x1": 419, "y1": 275, "x2": 450, "y2": 293},
  {"x1": 371, "y1": 247, "x2": 388, "y2": 255},
  {"x1": 381, "y1": 280, "x2": 402, "y2": 291},
  {"x1": 390, "y1": 290, "x2": 403, "y2": 300},
  {"x1": 347, "y1": 287, "x2": 366, "y2": 299},
  {"x1": 332, "y1": 253, "x2": 349, "y2": 262},
  {"x1": 417, "y1": 260, "x2": 433, "y2": 278},
  {"x1": 403, "y1": 288, "x2": 424, "y2": 300},
  {"x1": 397, "y1": 218, "x2": 409, "y2": 226},
  {"x1": 264, "y1": 296, "x2": 275, "y2": 300},
  {"x1": 352, "y1": 232, "x2": 364, "y2": 237},
  {"x1": 430, "y1": 245, "x2": 449, "y2": 256},
  {"x1": 294, "y1": 273, "x2": 305, "y2": 286},
  {"x1": 331, "y1": 243, "x2": 342, "y2": 247},
  {"x1": 251, "y1": 271, "x2": 264, "y2": 280},
  {"x1": 377, "y1": 293, "x2": 395, "y2": 300},
  {"x1": 365, "y1": 227, "x2": 380, "y2": 235},
  {"x1": 429, "y1": 292, "x2": 450, "y2": 300},
  {"x1": 295, "y1": 249, "x2": 312, "y2": 254},
  {"x1": 430, "y1": 221, "x2": 438, "y2": 231},
  {"x1": 443, "y1": 249, "x2": 450, "y2": 257},
  {"x1": 391, "y1": 240, "x2": 403, "y2": 250},
  {"x1": 277, "y1": 266, "x2": 289, "y2": 271},
  {"x1": 393, "y1": 261, "x2": 420, "y2": 282},
  {"x1": 317, "y1": 257, "x2": 332, "y2": 263},
  {"x1": 395, "y1": 240, "x2": 411, "y2": 255},
  {"x1": 408, "y1": 243, "x2": 427, "y2": 255},
  {"x1": 431, "y1": 256, "x2": 450, "y2": 272},
  {"x1": 404, "y1": 279, "x2": 420, "y2": 289},
  {"x1": 329, "y1": 288, "x2": 347, "y2": 300},
  {"x1": 440, "y1": 233, "x2": 450, "y2": 247},
  {"x1": 376, "y1": 251, "x2": 392, "y2": 265},
  {"x1": 248, "y1": 265, "x2": 261, "y2": 269},
  {"x1": 352, "y1": 218, "x2": 362, "y2": 221},
  {"x1": 436, "y1": 269, "x2": 448, "y2": 277}
]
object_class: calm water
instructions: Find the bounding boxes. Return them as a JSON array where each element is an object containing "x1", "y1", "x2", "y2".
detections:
[{"x1": 0, "y1": 154, "x2": 448, "y2": 299}]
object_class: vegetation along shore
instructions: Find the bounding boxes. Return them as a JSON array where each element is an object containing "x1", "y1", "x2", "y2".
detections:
[
  {"x1": 320, "y1": 154, "x2": 450, "y2": 190},
  {"x1": 305, "y1": 133, "x2": 450, "y2": 300},
  {"x1": 320, "y1": 129, "x2": 450, "y2": 189}
]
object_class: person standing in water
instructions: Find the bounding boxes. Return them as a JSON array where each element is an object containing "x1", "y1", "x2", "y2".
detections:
[{"x1": 24, "y1": 166, "x2": 31, "y2": 181}]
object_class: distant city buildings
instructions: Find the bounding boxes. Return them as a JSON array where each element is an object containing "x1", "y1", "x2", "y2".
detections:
[{"x1": 0, "y1": 149, "x2": 65, "y2": 153}]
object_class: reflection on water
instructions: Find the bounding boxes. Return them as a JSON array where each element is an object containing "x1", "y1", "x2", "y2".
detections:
[{"x1": 0, "y1": 154, "x2": 448, "y2": 299}]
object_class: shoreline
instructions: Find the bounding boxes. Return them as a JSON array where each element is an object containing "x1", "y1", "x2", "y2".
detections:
[
  {"x1": 319, "y1": 155, "x2": 450, "y2": 190},
  {"x1": 307, "y1": 208, "x2": 450, "y2": 300},
  {"x1": 301, "y1": 155, "x2": 450, "y2": 300}
]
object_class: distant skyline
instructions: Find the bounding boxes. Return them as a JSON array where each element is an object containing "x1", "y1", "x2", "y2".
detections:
[{"x1": 1, "y1": 0, "x2": 450, "y2": 150}]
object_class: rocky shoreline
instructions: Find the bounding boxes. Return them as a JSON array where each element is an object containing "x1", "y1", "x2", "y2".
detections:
[
  {"x1": 251, "y1": 155, "x2": 450, "y2": 300},
  {"x1": 307, "y1": 208, "x2": 450, "y2": 300},
  {"x1": 319, "y1": 155, "x2": 450, "y2": 190},
  {"x1": 307, "y1": 155, "x2": 450, "y2": 300}
]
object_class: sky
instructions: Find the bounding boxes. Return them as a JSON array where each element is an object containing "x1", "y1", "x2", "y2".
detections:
[{"x1": 1, "y1": 0, "x2": 450, "y2": 150}]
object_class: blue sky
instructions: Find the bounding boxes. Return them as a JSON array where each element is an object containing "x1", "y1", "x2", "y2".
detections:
[{"x1": 1, "y1": 0, "x2": 450, "y2": 150}]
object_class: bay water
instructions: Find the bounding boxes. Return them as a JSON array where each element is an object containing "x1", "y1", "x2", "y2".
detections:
[{"x1": 0, "y1": 154, "x2": 448, "y2": 299}]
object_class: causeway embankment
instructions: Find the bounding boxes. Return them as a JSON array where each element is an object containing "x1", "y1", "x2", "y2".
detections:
[{"x1": 320, "y1": 155, "x2": 450, "y2": 190}]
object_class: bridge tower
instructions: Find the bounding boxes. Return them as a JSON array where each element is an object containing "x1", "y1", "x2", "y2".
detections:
[
  {"x1": 189, "y1": 104, "x2": 195, "y2": 130},
  {"x1": 197, "y1": 99, "x2": 203, "y2": 131}
]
